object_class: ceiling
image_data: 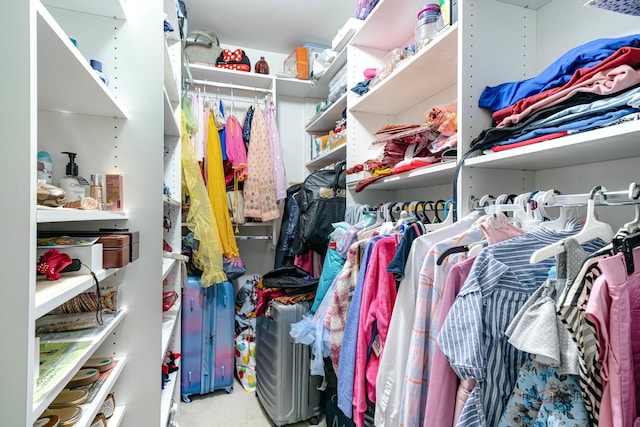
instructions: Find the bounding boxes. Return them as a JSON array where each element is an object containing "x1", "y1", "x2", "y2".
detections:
[{"x1": 183, "y1": 0, "x2": 358, "y2": 54}]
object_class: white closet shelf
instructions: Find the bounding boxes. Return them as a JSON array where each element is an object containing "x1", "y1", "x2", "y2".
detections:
[
  {"x1": 161, "y1": 304, "x2": 181, "y2": 361},
  {"x1": 164, "y1": 40, "x2": 181, "y2": 107},
  {"x1": 465, "y1": 120, "x2": 640, "y2": 171},
  {"x1": 36, "y1": 2, "x2": 127, "y2": 118},
  {"x1": 73, "y1": 356, "x2": 127, "y2": 427},
  {"x1": 276, "y1": 76, "x2": 325, "y2": 98},
  {"x1": 33, "y1": 309, "x2": 127, "y2": 423},
  {"x1": 162, "y1": 257, "x2": 177, "y2": 280},
  {"x1": 37, "y1": 208, "x2": 128, "y2": 223},
  {"x1": 189, "y1": 64, "x2": 275, "y2": 92},
  {"x1": 42, "y1": 0, "x2": 127, "y2": 20},
  {"x1": 306, "y1": 144, "x2": 346, "y2": 169},
  {"x1": 160, "y1": 359, "x2": 181, "y2": 427},
  {"x1": 108, "y1": 406, "x2": 126, "y2": 427},
  {"x1": 313, "y1": 46, "x2": 348, "y2": 92},
  {"x1": 305, "y1": 92, "x2": 347, "y2": 132},
  {"x1": 350, "y1": 0, "x2": 417, "y2": 50},
  {"x1": 164, "y1": 88, "x2": 180, "y2": 137},
  {"x1": 35, "y1": 268, "x2": 119, "y2": 319},
  {"x1": 163, "y1": 0, "x2": 180, "y2": 42},
  {"x1": 350, "y1": 24, "x2": 458, "y2": 115},
  {"x1": 346, "y1": 161, "x2": 457, "y2": 191}
]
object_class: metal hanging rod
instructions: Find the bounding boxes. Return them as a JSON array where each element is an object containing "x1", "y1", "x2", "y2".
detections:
[{"x1": 190, "y1": 79, "x2": 274, "y2": 94}]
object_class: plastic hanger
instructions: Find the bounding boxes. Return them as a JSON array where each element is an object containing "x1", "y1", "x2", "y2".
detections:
[
  {"x1": 530, "y1": 185, "x2": 614, "y2": 264},
  {"x1": 538, "y1": 189, "x2": 574, "y2": 231},
  {"x1": 423, "y1": 200, "x2": 454, "y2": 232},
  {"x1": 623, "y1": 182, "x2": 640, "y2": 232}
]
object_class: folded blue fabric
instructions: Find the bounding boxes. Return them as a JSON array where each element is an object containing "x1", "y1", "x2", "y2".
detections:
[{"x1": 479, "y1": 34, "x2": 640, "y2": 111}]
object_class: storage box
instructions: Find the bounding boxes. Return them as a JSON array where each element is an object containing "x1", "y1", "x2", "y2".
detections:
[
  {"x1": 37, "y1": 244, "x2": 104, "y2": 274},
  {"x1": 97, "y1": 235, "x2": 130, "y2": 268},
  {"x1": 283, "y1": 46, "x2": 309, "y2": 80},
  {"x1": 303, "y1": 43, "x2": 330, "y2": 79},
  {"x1": 38, "y1": 230, "x2": 139, "y2": 263}
]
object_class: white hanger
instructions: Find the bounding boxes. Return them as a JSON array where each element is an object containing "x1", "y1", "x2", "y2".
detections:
[
  {"x1": 530, "y1": 185, "x2": 614, "y2": 264},
  {"x1": 538, "y1": 189, "x2": 575, "y2": 231},
  {"x1": 624, "y1": 182, "x2": 640, "y2": 232},
  {"x1": 423, "y1": 201, "x2": 454, "y2": 232}
]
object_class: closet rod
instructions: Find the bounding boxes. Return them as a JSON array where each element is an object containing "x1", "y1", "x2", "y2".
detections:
[
  {"x1": 548, "y1": 189, "x2": 638, "y2": 207},
  {"x1": 191, "y1": 79, "x2": 273, "y2": 94},
  {"x1": 235, "y1": 235, "x2": 272, "y2": 240}
]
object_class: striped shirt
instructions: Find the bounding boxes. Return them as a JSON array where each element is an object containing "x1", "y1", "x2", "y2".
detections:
[
  {"x1": 399, "y1": 212, "x2": 524, "y2": 427},
  {"x1": 437, "y1": 226, "x2": 604, "y2": 427}
]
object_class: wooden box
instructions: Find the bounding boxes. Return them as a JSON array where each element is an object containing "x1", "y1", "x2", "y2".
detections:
[{"x1": 97, "y1": 235, "x2": 130, "y2": 268}]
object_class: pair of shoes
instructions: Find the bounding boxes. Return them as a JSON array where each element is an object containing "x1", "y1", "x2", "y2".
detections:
[{"x1": 37, "y1": 249, "x2": 73, "y2": 281}]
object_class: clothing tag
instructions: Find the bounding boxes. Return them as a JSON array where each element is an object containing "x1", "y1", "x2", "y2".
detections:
[{"x1": 372, "y1": 335, "x2": 382, "y2": 357}]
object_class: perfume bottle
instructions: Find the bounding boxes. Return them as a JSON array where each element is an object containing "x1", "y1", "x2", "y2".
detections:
[{"x1": 255, "y1": 56, "x2": 270, "y2": 75}]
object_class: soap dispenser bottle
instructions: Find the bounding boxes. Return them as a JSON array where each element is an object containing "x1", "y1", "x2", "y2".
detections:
[{"x1": 58, "y1": 152, "x2": 90, "y2": 202}]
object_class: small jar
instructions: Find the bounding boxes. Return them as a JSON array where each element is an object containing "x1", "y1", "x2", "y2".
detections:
[
  {"x1": 415, "y1": 4, "x2": 445, "y2": 51},
  {"x1": 255, "y1": 56, "x2": 270, "y2": 75}
]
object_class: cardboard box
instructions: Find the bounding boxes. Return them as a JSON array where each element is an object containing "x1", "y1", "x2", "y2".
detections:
[
  {"x1": 37, "y1": 243, "x2": 104, "y2": 274},
  {"x1": 283, "y1": 46, "x2": 309, "y2": 80}
]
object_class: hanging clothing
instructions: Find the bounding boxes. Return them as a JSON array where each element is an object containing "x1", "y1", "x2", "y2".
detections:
[
  {"x1": 353, "y1": 235, "x2": 399, "y2": 427},
  {"x1": 336, "y1": 236, "x2": 382, "y2": 418},
  {"x1": 326, "y1": 239, "x2": 368, "y2": 373},
  {"x1": 225, "y1": 114, "x2": 248, "y2": 182},
  {"x1": 400, "y1": 213, "x2": 525, "y2": 427},
  {"x1": 423, "y1": 256, "x2": 476, "y2": 427},
  {"x1": 243, "y1": 105, "x2": 280, "y2": 221},
  {"x1": 263, "y1": 99, "x2": 287, "y2": 201},
  {"x1": 242, "y1": 105, "x2": 254, "y2": 145},
  {"x1": 497, "y1": 239, "x2": 591, "y2": 426},
  {"x1": 437, "y1": 226, "x2": 604, "y2": 427},
  {"x1": 206, "y1": 110, "x2": 239, "y2": 258},
  {"x1": 375, "y1": 212, "x2": 482, "y2": 427},
  {"x1": 586, "y1": 246, "x2": 640, "y2": 427},
  {"x1": 191, "y1": 92, "x2": 206, "y2": 162},
  {"x1": 180, "y1": 110, "x2": 226, "y2": 286}
]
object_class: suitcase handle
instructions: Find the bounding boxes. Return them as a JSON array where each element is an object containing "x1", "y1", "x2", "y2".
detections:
[
  {"x1": 190, "y1": 297, "x2": 194, "y2": 312},
  {"x1": 188, "y1": 371, "x2": 192, "y2": 385},
  {"x1": 221, "y1": 365, "x2": 225, "y2": 380}
]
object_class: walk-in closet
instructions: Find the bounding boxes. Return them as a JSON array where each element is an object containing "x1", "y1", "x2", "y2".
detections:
[{"x1": 3, "y1": 0, "x2": 640, "y2": 426}]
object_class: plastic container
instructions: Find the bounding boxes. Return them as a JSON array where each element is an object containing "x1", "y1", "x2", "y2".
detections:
[{"x1": 415, "y1": 4, "x2": 445, "y2": 51}]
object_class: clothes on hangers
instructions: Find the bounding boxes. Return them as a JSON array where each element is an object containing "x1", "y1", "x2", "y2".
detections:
[
  {"x1": 243, "y1": 104, "x2": 280, "y2": 221},
  {"x1": 264, "y1": 99, "x2": 287, "y2": 202},
  {"x1": 400, "y1": 213, "x2": 526, "y2": 427},
  {"x1": 375, "y1": 212, "x2": 482, "y2": 427},
  {"x1": 437, "y1": 225, "x2": 604, "y2": 427},
  {"x1": 205, "y1": 110, "x2": 239, "y2": 258}
]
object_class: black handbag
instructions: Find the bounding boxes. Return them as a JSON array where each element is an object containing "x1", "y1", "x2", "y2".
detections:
[{"x1": 293, "y1": 161, "x2": 346, "y2": 256}]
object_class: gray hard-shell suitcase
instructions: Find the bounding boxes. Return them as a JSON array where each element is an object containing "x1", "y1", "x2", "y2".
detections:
[{"x1": 256, "y1": 300, "x2": 322, "y2": 426}]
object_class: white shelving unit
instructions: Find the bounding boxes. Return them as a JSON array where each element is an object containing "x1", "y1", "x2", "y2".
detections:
[
  {"x1": 162, "y1": 0, "x2": 184, "y2": 424},
  {"x1": 346, "y1": 0, "x2": 640, "y2": 232},
  {"x1": 34, "y1": 310, "x2": 127, "y2": 422},
  {"x1": 1, "y1": 0, "x2": 166, "y2": 426}
]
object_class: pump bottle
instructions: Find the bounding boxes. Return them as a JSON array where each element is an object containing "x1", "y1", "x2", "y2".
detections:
[{"x1": 58, "y1": 152, "x2": 90, "y2": 202}]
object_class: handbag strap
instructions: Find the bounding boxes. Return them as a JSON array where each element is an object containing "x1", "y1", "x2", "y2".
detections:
[{"x1": 185, "y1": 30, "x2": 219, "y2": 47}]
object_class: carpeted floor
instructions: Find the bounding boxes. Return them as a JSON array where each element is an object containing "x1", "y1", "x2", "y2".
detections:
[{"x1": 175, "y1": 378, "x2": 327, "y2": 427}]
